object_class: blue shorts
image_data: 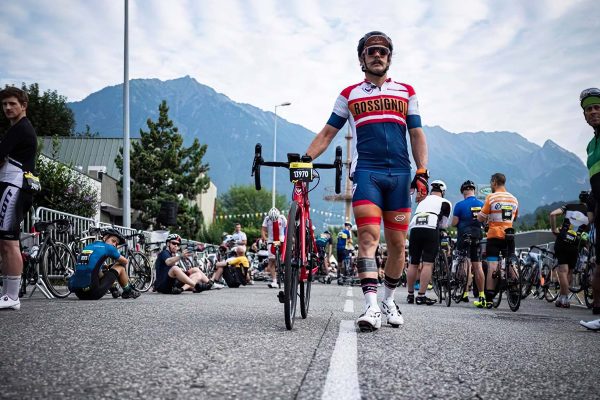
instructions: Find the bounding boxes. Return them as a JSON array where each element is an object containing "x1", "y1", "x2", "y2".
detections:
[{"x1": 352, "y1": 171, "x2": 411, "y2": 212}]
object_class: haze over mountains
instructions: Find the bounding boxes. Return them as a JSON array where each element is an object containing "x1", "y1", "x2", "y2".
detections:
[{"x1": 67, "y1": 76, "x2": 588, "y2": 223}]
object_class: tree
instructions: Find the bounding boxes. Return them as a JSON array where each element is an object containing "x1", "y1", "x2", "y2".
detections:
[
  {"x1": 34, "y1": 136, "x2": 99, "y2": 218},
  {"x1": 1, "y1": 82, "x2": 75, "y2": 137},
  {"x1": 200, "y1": 185, "x2": 287, "y2": 244},
  {"x1": 116, "y1": 100, "x2": 210, "y2": 236}
]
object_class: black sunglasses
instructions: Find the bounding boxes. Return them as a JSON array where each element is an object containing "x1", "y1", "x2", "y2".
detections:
[{"x1": 364, "y1": 46, "x2": 390, "y2": 57}]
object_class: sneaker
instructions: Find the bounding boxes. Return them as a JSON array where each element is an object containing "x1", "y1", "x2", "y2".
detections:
[
  {"x1": 555, "y1": 299, "x2": 570, "y2": 308},
  {"x1": 415, "y1": 295, "x2": 436, "y2": 306},
  {"x1": 0, "y1": 295, "x2": 20, "y2": 310},
  {"x1": 109, "y1": 285, "x2": 121, "y2": 298},
  {"x1": 194, "y1": 282, "x2": 212, "y2": 293},
  {"x1": 211, "y1": 282, "x2": 225, "y2": 290},
  {"x1": 579, "y1": 319, "x2": 600, "y2": 331},
  {"x1": 268, "y1": 281, "x2": 279, "y2": 289},
  {"x1": 246, "y1": 280, "x2": 254, "y2": 285},
  {"x1": 171, "y1": 286, "x2": 183, "y2": 295},
  {"x1": 122, "y1": 287, "x2": 141, "y2": 299},
  {"x1": 406, "y1": 293, "x2": 415, "y2": 304},
  {"x1": 356, "y1": 306, "x2": 382, "y2": 332},
  {"x1": 485, "y1": 300, "x2": 493, "y2": 309},
  {"x1": 381, "y1": 299, "x2": 404, "y2": 327},
  {"x1": 474, "y1": 296, "x2": 487, "y2": 308},
  {"x1": 461, "y1": 295, "x2": 469, "y2": 303}
]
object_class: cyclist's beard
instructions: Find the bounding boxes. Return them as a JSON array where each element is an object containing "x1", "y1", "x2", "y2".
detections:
[{"x1": 361, "y1": 59, "x2": 390, "y2": 77}]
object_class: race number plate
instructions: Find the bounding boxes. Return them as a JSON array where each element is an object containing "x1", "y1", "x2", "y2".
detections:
[{"x1": 289, "y1": 162, "x2": 313, "y2": 183}]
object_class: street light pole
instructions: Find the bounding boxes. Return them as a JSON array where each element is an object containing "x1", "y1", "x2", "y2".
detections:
[{"x1": 272, "y1": 102, "x2": 291, "y2": 208}]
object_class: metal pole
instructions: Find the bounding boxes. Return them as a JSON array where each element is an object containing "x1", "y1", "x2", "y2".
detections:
[
  {"x1": 123, "y1": 0, "x2": 131, "y2": 227},
  {"x1": 271, "y1": 105, "x2": 278, "y2": 208}
]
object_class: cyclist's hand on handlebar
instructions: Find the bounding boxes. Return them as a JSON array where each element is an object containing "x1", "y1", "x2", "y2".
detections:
[
  {"x1": 301, "y1": 154, "x2": 312, "y2": 162},
  {"x1": 410, "y1": 168, "x2": 429, "y2": 202}
]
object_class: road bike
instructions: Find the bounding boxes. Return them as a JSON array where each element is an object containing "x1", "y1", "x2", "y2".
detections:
[
  {"x1": 450, "y1": 233, "x2": 473, "y2": 304},
  {"x1": 252, "y1": 143, "x2": 342, "y2": 330},
  {"x1": 122, "y1": 232, "x2": 153, "y2": 292},
  {"x1": 519, "y1": 245, "x2": 554, "y2": 300},
  {"x1": 489, "y1": 228, "x2": 522, "y2": 312},
  {"x1": 431, "y1": 230, "x2": 451, "y2": 307}
]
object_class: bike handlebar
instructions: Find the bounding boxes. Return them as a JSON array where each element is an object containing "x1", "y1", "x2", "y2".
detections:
[
  {"x1": 251, "y1": 143, "x2": 343, "y2": 194},
  {"x1": 529, "y1": 245, "x2": 555, "y2": 256}
]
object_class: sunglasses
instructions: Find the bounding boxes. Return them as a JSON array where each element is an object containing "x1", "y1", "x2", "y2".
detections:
[{"x1": 364, "y1": 46, "x2": 390, "y2": 57}]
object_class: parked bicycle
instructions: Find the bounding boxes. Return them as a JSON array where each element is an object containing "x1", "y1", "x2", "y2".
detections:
[
  {"x1": 520, "y1": 245, "x2": 554, "y2": 300},
  {"x1": 432, "y1": 230, "x2": 451, "y2": 307},
  {"x1": 252, "y1": 143, "x2": 342, "y2": 330},
  {"x1": 450, "y1": 233, "x2": 473, "y2": 304},
  {"x1": 489, "y1": 228, "x2": 522, "y2": 312},
  {"x1": 121, "y1": 232, "x2": 153, "y2": 292}
]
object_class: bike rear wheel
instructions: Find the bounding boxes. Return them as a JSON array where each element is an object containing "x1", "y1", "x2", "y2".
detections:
[
  {"x1": 300, "y1": 232, "x2": 314, "y2": 319},
  {"x1": 128, "y1": 251, "x2": 153, "y2": 292},
  {"x1": 41, "y1": 242, "x2": 76, "y2": 298},
  {"x1": 583, "y1": 259, "x2": 595, "y2": 308},
  {"x1": 443, "y1": 256, "x2": 452, "y2": 307},
  {"x1": 520, "y1": 263, "x2": 533, "y2": 299},
  {"x1": 284, "y1": 202, "x2": 300, "y2": 330},
  {"x1": 506, "y1": 255, "x2": 522, "y2": 312},
  {"x1": 452, "y1": 258, "x2": 468, "y2": 303}
]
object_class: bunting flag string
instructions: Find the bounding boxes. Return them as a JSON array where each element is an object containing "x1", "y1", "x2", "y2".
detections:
[{"x1": 214, "y1": 208, "x2": 346, "y2": 220}]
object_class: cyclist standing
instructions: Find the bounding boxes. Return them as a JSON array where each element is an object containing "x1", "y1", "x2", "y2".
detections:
[
  {"x1": 316, "y1": 230, "x2": 333, "y2": 275},
  {"x1": 451, "y1": 180, "x2": 485, "y2": 306},
  {"x1": 0, "y1": 87, "x2": 37, "y2": 310},
  {"x1": 581, "y1": 88, "x2": 600, "y2": 320},
  {"x1": 306, "y1": 31, "x2": 428, "y2": 331},
  {"x1": 261, "y1": 207, "x2": 287, "y2": 289},
  {"x1": 406, "y1": 181, "x2": 452, "y2": 305},
  {"x1": 477, "y1": 173, "x2": 519, "y2": 308},
  {"x1": 336, "y1": 222, "x2": 353, "y2": 282}
]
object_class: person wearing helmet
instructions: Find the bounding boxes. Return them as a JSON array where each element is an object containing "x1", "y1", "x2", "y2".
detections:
[
  {"x1": 477, "y1": 173, "x2": 519, "y2": 308},
  {"x1": 315, "y1": 230, "x2": 333, "y2": 275},
  {"x1": 406, "y1": 180, "x2": 452, "y2": 306},
  {"x1": 304, "y1": 31, "x2": 428, "y2": 331},
  {"x1": 0, "y1": 87, "x2": 37, "y2": 310},
  {"x1": 549, "y1": 192, "x2": 590, "y2": 308},
  {"x1": 153, "y1": 233, "x2": 213, "y2": 294},
  {"x1": 336, "y1": 222, "x2": 354, "y2": 284},
  {"x1": 68, "y1": 228, "x2": 141, "y2": 300},
  {"x1": 581, "y1": 88, "x2": 600, "y2": 322},
  {"x1": 261, "y1": 208, "x2": 287, "y2": 289},
  {"x1": 451, "y1": 180, "x2": 485, "y2": 307}
]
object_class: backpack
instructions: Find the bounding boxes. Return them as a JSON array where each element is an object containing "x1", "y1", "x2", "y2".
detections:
[
  {"x1": 222, "y1": 265, "x2": 245, "y2": 288},
  {"x1": 68, "y1": 249, "x2": 95, "y2": 291}
]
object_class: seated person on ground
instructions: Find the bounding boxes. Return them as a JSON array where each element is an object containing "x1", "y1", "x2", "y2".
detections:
[
  {"x1": 69, "y1": 228, "x2": 141, "y2": 300},
  {"x1": 153, "y1": 234, "x2": 213, "y2": 294},
  {"x1": 210, "y1": 246, "x2": 249, "y2": 287}
]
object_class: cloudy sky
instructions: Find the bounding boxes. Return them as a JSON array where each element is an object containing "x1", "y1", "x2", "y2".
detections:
[{"x1": 1, "y1": 0, "x2": 598, "y2": 162}]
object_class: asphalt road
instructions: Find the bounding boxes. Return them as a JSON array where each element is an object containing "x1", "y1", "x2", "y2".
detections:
[{"x1": 1, "y1": 281, "x2": 598, "y2": 400}]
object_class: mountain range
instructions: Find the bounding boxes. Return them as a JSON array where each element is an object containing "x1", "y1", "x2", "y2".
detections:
[{"x1": 67, "y1": 76, "x2": 589, "y2": 226}]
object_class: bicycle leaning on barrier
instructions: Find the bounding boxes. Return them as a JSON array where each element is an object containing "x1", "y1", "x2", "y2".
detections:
[{"x1": 251, "y1": 143, "x2": 342, "y2": 330}]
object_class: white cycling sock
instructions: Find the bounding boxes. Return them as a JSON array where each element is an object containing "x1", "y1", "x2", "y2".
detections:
[
  {"x1": 1, "y1": 276, "x2": 6, "y2": 296},
  {"x1": 5, "y1": 275, "x2": 21, "y2": 300}
]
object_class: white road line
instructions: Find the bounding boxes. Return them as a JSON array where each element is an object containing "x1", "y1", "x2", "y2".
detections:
[
  {"x1": 346, "y1": 287, "x2": 353, "y2": 297},
  {"x1": 322, "y1": 320, "x2": 360, "y2": 400},
  {"x1": 343, "y1": 299, "x2": 354, "y2": 313}
]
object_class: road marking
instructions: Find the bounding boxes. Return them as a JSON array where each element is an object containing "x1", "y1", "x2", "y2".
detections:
[
  {"x1": 346, "y1": 287, "x2": 353, "y2": 297},
  {"x1": 322, "y1": 320, "x2": 360, "y2": 400},
  {"x1": 343, "y1": 299, "x2": 354, "y2": 313}
]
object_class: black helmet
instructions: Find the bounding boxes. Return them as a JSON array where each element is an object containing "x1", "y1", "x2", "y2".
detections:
[
  {"x1": 101, "y1": 228, "x2": 126, "y2": 245},
  {"x1": 460, "y1": 180, "x2": 476, "y2": 193},
  {"x1": 324, "y1": 230, "x2": 331, "y2": 235},
  {"x1": 357, "y1": 31, "x2": 393, "y2": 58},
  {"x1": 579, "y1": 190, "x2": 590, "y2": 203}
]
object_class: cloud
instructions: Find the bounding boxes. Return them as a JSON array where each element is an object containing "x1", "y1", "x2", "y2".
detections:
[{"x1": 1, "y1": 0, "x2": 597, "y2": 162}]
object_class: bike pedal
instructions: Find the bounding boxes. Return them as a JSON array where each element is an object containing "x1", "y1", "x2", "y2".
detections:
[{"x1": 277, "y1": 291, "x2": 285, "y2": 304}]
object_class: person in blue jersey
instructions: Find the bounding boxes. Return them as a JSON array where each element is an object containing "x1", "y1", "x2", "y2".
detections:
[
  {"x1": 336, "y1": 222, "x2": 353, "y2": 282},
  {"x1": 69, "y1": 228, "x2": 141, "y2": 300},
  {"x1": 316, "y1": 230, "x2": 333, "y2": 274},
  {"x1": 305, "y1": 31, "x2": 428, "y2": 331},
  {"x1": 451, "y1": 180, "x2": 485, "y2": 307}
]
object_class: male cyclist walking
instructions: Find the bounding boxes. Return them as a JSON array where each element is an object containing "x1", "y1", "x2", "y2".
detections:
[{"x1": 305, "y1": 31, "x2": 428, "y2": 331}]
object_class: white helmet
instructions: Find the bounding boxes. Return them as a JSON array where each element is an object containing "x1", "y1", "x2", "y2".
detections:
[
  {"x1": 268, "y1": 207, "x2": 280, "y2": 221},
  {"x1": 430, "y1": 180, "x2": 447, "y2": 196}
]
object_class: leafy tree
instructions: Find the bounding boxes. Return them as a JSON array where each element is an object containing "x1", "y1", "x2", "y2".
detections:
[
  {"x1": 34, "y1": 136, "x2": 99, "y2": 217},
  {"x1": 199, "y1": 185, "x2": 287, "y2": 244},
  {"x1": 116, "y1": 100, "x2": 210, "y2": 237},
  {"x1": 0, "y1": 82, "x2": 75, "y2": 137}
]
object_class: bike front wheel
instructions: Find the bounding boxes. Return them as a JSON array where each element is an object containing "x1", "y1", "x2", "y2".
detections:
[
  {"x1": 506, "y1": 256, "x2": 522, "y2": 312},
  {"x1": 284, "y1": 202, "x2": 300, "y2": 330},
  {"x1": 128, "y1": 251, "x2": 153, "y2": 292},
  {"x1": 41, "y1": 242, "x2": 76, "y2": 298}
]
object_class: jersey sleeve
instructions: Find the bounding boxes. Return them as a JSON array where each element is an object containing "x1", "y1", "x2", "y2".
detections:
[
  {"x1": 404, "y1": 84, "x2": 422, "y2": 129},
  {"x1": 479, "y1": 196, "x2": 491, "y2": 219},
  {"x1": 108, "y1": 244, "x2": 121, "y2": 259},
  {"x1": 326, "y1": 94, "x2": 349, "y2": 129}
]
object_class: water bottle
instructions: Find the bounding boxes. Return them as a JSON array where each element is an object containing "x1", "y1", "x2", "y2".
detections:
[
  {"x1": 30, "y1": 245, "x2": 40, "y2": 259},
  {"x1": 451, "y1": 258, "x2": 458, "y2": 274}
]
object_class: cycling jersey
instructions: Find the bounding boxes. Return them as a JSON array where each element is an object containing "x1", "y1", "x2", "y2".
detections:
[
  {"x1": 587, "y1": 135, "x2": 600, "y2": 178},
  {"x1": 478, "y1": 190, "x2": 519, "y2": 240},
  {"x1": 453, "y1": 196, "x2": 484, "y2": 238},
  {"x1": 326, "y1": 78, "x2": 422, "y2": 176},
  {"x1": 261, "y1": 216, "x2": 287, "y2": 243},
  {"x1": 69, "y1": 241, "x2": 121, "y2": 298},
  {"x1": 408, "y1": 195, "x2": 452, "y2": 231},
  {"x1": 337, "y1": 229, "x2": 351, "y2": 249},
  {"x1": 558, "y1": 203, "x2": 589, "y2": 244},
  {"x1": 226, "y1": 256, "x2": 249, "y2": 268},
  {"x1": 232, "y1": 231, "x2": 247, "y2": 244},
  {"x1": 316, "y1": 233, "x2": 332, "y2": 249},
  {"x1": 0, "y1": 117, "x2": 37, "y2": 186}
]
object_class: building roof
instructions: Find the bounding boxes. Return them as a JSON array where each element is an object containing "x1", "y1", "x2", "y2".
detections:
[{"x1": 39, "y1": 137, "x2": 139, "y2": 179}]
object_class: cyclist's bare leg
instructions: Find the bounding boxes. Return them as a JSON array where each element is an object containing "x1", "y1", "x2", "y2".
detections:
[
  {"x1": 472, "y1": 262, "x2": 484, "y2": 296},
  {"x1": 354, "y1": 203, "x2": 381, "y2": 309},
  {"x1": 266, "y1": 258, "x2": 276, "y2": 282},
  {"x1": 168, "y1": 266, "x2": 196, "y2": 288},
  {"x1": 417, "y1": 262, "x2": 433, "y2": 295},
  {"x1": 406, "y1": 263, "x2": 421, "y2": 293},
  {"x1": 557, "y1": 264, "x2": 569, "y2": 296},
  {"x1": 0, "y1": 240, "x2": 22, "y2": 276},
  {"x1": 379, "y1": 210, "x2": 410, "y2": 300},
  {"x1": 108, "y1": 264, "x2": 129, "y2": 287},
  {"x1": 182, "y1": 267, "x2": 209, "y2": 290},
  {"x1": 486, "y1": 261, "x2": 498, "y2": 293}
]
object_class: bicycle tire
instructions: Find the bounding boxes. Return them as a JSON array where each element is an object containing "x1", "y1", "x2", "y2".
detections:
[
  {"x1": 492, "y1": 262, "x2": 502, "y2": 308},
  {"x1": 300, "y1": 244, "x2": 314, "y2": 318},
  {"x1": 452, "y1": 258, "x2": 468, "y2": 304},
  {"x1": 276, "y1": 247, "x2": 283, "y2": 290},
  {"x1": 431, "y1": 260, "x2": 442, "y2": 302},
  {"x1": 506, "y1": 255, "x2": 522, "y2": 312},
  {"x1": 443, "y1": 255, "x2": 452, "y2": 307},
  {"x1": 520, "y1": 263, "x2": 533, "y2": 300},
  {"x1": 128, "y1": 251, "x2": 153, "y2": 292},
  {"x1": 284, "y1": 202, "x2": 300, "y2": 330},
  {"x1": 41, "y1": 242, "x2": 76, "y2": 298},
  {"x1": 583, "y1": 259, "x2": 595, "y2": 309}
]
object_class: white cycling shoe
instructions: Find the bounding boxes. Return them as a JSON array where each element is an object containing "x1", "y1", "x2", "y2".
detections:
[
  {"x1": 0, "y1": 295, "x2": 20, "y2": 310},
  {"x1": 381, "y1": 298, "x2": 404, "y2": 327},
  {"x1": 579, "y1": 319, "x2": 600, "y2": 331},
  {"x1": 356, "y1": 306, "x2": 382, "y2": 332}
]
